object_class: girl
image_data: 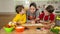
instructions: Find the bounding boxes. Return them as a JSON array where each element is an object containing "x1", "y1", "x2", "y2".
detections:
[{"x1": 27, "y1": 2, "x2": 39, "y2": 24}]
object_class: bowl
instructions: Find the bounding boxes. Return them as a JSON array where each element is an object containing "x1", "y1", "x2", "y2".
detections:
[
  {"x1": 15, "y1": 26, "x2": 25, "y2": 32},
  {"x1": 4, "y1": 27, "x2": 14, "y2": 32}
]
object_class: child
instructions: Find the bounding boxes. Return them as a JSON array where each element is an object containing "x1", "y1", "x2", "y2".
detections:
[
  {"x1": 8, "y1": 5, "x2": 26, "y2": 26},
  {"x1": 27, "y1": 2, "x2": 39, "y2": 24},
  {"x1": 37, "y1": 5, "x2": 55, "y2": 29}
]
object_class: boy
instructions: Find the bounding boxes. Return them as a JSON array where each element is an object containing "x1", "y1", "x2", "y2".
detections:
[
  {"x1": 37, "y1": 5, "x2": 55, "y2": 29},
  {"x1": 8, "y1": 5, "x2": 26, "y2": 26}
]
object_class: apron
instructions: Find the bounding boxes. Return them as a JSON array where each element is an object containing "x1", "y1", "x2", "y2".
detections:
[
  {"x1": 43, "y1": 15, "x2": 50, "y2": 21},
  {"x1": 28, "y1": 12, "x2": 36, "y2": 20},
  {"x1": 42, "y1": 15, "x2": 55, "y2": 29}
]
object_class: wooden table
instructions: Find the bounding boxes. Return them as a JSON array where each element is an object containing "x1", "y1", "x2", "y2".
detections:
[
  {"x1": 0, "y1": 24, "x2": 55, "y2": 34},
  {"x1": 0, "y1": 28, "x2": 55, "y2": 34}
]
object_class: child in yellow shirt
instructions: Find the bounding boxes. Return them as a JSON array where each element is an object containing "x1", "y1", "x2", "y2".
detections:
[{"x1": 9, "y1": 5, "x2": 26, "y2": 26}]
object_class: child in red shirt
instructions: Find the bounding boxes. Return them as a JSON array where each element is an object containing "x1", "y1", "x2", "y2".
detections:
[{"x1": 36, "y1": 5, "x2": 55, "y2": 30}]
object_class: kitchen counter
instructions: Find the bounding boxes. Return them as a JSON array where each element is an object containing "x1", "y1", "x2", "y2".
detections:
[
  {"x1": 0, "y1": 24, "x2": 55, "y2": 34},
  {"x1": 0, "y1": 28, "x2": 55, "y2": 34}
]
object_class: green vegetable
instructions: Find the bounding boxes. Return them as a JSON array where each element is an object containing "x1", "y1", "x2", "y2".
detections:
[{"x1": 50, "y1": 28, "x2": 59, "y2": 34}]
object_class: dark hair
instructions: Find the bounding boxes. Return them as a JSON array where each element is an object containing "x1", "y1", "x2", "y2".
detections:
[
  {"x1": 45, "y1": 5, "x2": 54, "y2": 13},
  {"x1": 30, "y1": 2, "x2": 37, "y2": 11},
  {"x1": 15, "y1": 5, "x2": 24, "y2": 13}
]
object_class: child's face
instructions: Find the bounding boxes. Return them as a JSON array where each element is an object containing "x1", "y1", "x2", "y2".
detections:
[
  {"x1": 44, "y1": 10, "x2": 50, "y2": 15},
  {"x1": 19, "y1": 9, "x2": 25, "y2": 14},
  {"x1": 30, "y1": 6, "x2": 36, "y2": 13}
]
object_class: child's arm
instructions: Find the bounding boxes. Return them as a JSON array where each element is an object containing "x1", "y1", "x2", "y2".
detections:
[
  {"x1": 36, "y1": 10, "x2": 40, "y2": 18},
  {"x1": 35, "y1": 13, "x2": 43, "y2": 22},
  {"x1": 12, "y1": 14, "x2": 19, "y2": 23},
  {"x1": 8, "y1": 14, "x2": 20, "y2": 26},
  {"x1": 19, "y1": 14, "x2": 26, "y2": 24}
]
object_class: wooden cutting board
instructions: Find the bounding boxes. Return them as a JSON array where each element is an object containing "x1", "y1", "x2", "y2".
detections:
[{"x1": 22, "y1": 23, "x2": 44, "y2": 26}]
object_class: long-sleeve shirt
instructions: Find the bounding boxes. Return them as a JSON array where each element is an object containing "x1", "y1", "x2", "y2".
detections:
[
  {"x1": 26, "y1": 10, "x2": 40, "y2": 22},
  {"x1": 12, "y1": 14, "x2": 26, "y2": 24},
  {"x1": 39, "y1": 12, "x2": 55, "y2": 21}
]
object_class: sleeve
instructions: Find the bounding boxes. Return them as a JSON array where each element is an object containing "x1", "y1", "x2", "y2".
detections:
[
  {"x1": 12, "y1": 14, "x2": 19, "y2": 22},
  {"x1": 26, "y1": 11, "x2": 30, "y2": 22},
  {"x1": 50, "y1": 14, "x2": 55, "y2": 21},
  {"x1": 39, "y1": 13, "x2": 43, "y2": 19},
  {"x1": 26, "y1": 11, "x2": 29, "y2": 19},
  {"x1": 20, "y1": 14, "x2": 26, "y2": 24},
  {"x1": 36, "y1": 10, "x2": 40, "y2": 18}
]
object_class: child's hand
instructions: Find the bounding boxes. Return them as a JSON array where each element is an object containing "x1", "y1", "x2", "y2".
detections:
[
  {"x1": 35, "y1": 18, "x2": 40, "y2": 21},
  {"x1": 31, "y1": 20, "x2": 35, "y2": 24},
  {"x1": 19, "y1": 21, "x2": 23, "y2": 24},
  {"x1": 40, "y1": 21, "x2": 50, "y2": 24},
  {"x1": 44, "y1": 24, "x2": 51, "y2": 29},
  {"x1": 40, "y1": 20, "x2": 44, "y2": 23},
  {"x1": 43, "y1": 22, "x2": 49, "y2": 24},
  {"x1": 16, "y1": 23, "x2": 21, "y2": 26},
  {"x1": 17, "y1": 21, "x2": 24, "y2": 25}
]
